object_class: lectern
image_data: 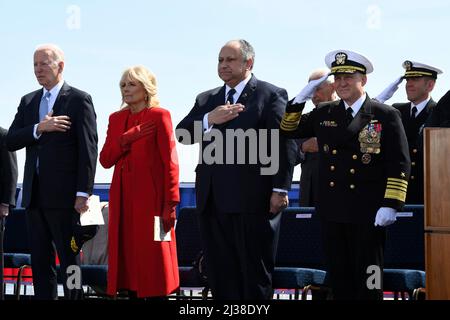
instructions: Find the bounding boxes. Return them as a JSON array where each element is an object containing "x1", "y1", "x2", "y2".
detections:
[{"x1": 424, "y1": 128, "x2": 450, "y2": 300}]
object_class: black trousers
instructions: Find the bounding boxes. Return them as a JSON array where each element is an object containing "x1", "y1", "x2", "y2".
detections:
[
  {"x1": 322, "y1": 221, "x2": 385, "y2": 300},
  {"x1": 26, "y1": 175, "x2": 83, "y2": 300},
  {"x1": 198, "y1": 194, "x2": 281, "y2": 300}
]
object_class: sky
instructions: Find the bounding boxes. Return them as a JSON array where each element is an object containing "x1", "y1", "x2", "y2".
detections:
[{"x1": 1, "y1": 0, "x2": 449, "y2": 184}]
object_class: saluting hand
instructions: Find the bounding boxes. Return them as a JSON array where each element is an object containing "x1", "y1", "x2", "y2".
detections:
[{"x1": 207, "y1": 103, "x2": 245, "y2": 126}]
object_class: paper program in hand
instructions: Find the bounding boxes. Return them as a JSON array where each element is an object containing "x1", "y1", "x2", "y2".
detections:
[
  {"x1": 80, "y1": 195, "x2": 105, "y2": 226},
  {"x1": 154, "y1": 216, "x2": 171, "y2": 241}
]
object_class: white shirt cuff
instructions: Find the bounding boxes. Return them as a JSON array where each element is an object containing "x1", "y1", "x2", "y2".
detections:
[
  {"x1": 273, "y1": 188, "x2": 288, "y2": 193},
  {"x1": 76, "y1": 192, "x2": 89, "y2": 198},
  {"x1": 33, "y1": 124, "x2": 42, "y2": 139},
  {"x1": 203, "y1": 113, "x2": 213, "y2": 133}
]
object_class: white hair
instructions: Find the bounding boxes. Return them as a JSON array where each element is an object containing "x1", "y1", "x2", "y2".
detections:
[
  {"x1": 35, "y1": 44, "x2": 65, "y2": 63},
  {"x1": 309, "y1": 68, "x2": 333, "y2": 84}
]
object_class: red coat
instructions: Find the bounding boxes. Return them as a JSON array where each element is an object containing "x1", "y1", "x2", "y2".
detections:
[{"x1": 100, "y1": 107, "x2": 180, "y2": 297}]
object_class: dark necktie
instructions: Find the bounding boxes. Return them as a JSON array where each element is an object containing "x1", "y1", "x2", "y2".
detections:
[
  {"x1": 411, "y1": 106, "x2": 418, "y2": 119},
  {"x1": 226, "y1": 88, "x2": 236, "y2": 104},
  {"x1": 346, "y1": 107, "x2": 353, "y2": 125}
]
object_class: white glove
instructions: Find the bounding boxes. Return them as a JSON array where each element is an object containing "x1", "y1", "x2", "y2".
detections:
[
  {"x1": 293, "y1": 73, "x2": 330, "y2": 104},
  {"x1": 374, "y1": 77, "x2": 404, "y2": 103},
  {"x1": 374, "y1": 207, "x2": 397, "y2": 227}
]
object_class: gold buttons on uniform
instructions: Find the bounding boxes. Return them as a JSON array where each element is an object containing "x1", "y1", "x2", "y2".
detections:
[
  {"x1": 413, "y1": 149, "x2": 418, "y2": 154},
  {"x1": 411, "y1": 176, "x2": 415, "y2": 180},
  {"x1": 330, "y1": 182, "x2": 335, "y2": 187},
  {"x1": 350, "y1": 184, "x2": 355, "y2": 189},
  {"x1": 330, "y1": 166, "x2": 335, "y2": 171},
  {"x1": 352, "y1": 155, "x2": 357, "y2": 160},
  {"x1": 350, "y1": 169, "x2": 355, "y2": 174},
  {"x1": 411, "y1": 162, "x2": 416, "y2": 166},
  {"x1": 332, "y1": 150, "x2": 337, "y2": 155}
]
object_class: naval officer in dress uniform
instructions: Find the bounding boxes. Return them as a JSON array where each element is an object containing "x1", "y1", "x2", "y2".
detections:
[
  {"x1": 375, "y1": 61, "x2": 442, "y2": 204},
  {"x1": 280, "y1": 50, "x2": 411, "y2": 300}
]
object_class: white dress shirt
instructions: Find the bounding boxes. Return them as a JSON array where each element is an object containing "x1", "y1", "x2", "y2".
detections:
[
  {"x1": 344, "y1": 93, "x2": 367, "y2": 116},
  {"x1": 411, "y1": 97, "x2": 431, "y2": 117},
  {"x1": 202, "y1": 74, "x2": 252, "y2": 132}
]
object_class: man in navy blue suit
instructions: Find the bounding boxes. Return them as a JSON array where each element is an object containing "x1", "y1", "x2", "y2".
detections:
[
  {"x1": 7, "y1": 44, "x2": 98, "y2": 300},
  {"x1": 177, "y1": 39, "x2": 296, "y2": 299}
]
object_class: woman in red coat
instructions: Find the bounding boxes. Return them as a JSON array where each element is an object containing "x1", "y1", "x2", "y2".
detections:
[{"x1": 100, "y1": 65, "x2": 180, "y2": 298}]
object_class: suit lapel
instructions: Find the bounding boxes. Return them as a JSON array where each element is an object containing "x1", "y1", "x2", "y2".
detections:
[
  {"x1": 236, "y1": 75, "x2": 257, "y2": 107},
  {"x1": 325, "y1": 100, "x2": 347, "y2": 146},
  {"x1": 417, "y1": 99, "x2": 435, "y2": 122},
  {"x1": 210, "y1": 86, "x2": 227, "y2": 130},
  {"x1": 399, "y1": 103, "x2": 411, "y2": 125},
  {"x1": 52, "y1": 82, "x2": 71, "y2": 115},
  {"x1": 32, "y1": 90, "x2": 44, "y2": 122},
  {"x1": 343, "y1": 95, "x2": 374, "y2": 142},
  {"x1": 213, "y1": 85, "x2": 226, "y2": 109}
]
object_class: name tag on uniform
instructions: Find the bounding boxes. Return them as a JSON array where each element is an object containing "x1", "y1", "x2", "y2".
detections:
[{"x1": 320, "y1": 121, "x2": 338, "y2": 127}]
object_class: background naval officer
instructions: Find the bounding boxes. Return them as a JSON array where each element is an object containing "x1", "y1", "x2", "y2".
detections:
[
  {"x1": 375, "y1": 61, "x2": 442, "y2": 204},
  {"x1": 294, "y1": 68, "x2": 337, "y2": 207},
  {"x1": 280, "y1": 49, "x2": 411, "y2": 299}
]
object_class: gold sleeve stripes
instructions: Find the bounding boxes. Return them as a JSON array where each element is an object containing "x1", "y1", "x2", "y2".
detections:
[
  {"x1": 280, "y1": 111, "x2": 302, "y2": 132},
  {"x1": 384, "y1": 177, "x2": 408, "y2": 202}
]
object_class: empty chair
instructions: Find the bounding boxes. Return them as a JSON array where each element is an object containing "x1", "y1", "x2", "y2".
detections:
[
  {"x1": 175, "y1": 207, "x2": 206, "y2": 298},
  {"x1": 274, "y1": 207, "x2": 328, "y2": 299},
  {"x1": 4, "y1": 208, "x2": 32, "y2": 299},
  {"x1": 383, "y1": 205, "x2": 425, "y2": 299}
]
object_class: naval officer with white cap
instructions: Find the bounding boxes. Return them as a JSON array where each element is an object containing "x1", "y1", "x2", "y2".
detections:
[
  {"x1": 375, "y1": 61, "x2": 442, "y2": 204},
  {"x1": 280, "y1": 49, "x2": 411, "y2": 299}
]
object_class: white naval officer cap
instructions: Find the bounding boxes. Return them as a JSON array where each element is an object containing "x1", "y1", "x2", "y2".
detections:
[
  {"x1": 325, "y1": 49, "x2": 374, "y2": 75},
  {"x1": 402, "y1": 60, "x2": 443, "y2": 79}
]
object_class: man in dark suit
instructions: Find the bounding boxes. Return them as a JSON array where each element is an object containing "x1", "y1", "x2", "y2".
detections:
[
  {"x1": 425, "y1": 90, "x2": 450, "y2": 127},
  {"x1": 0, "y1": 127, "x2": 18, "y2": 217},
  {"x1": 375, "y1": 61, "x2": 442, "y2": 203},
  {"x1": 0, "y1": 126, "x2": 18, "y2": 300},
  {"x1": 176, "y1": 39, "x2": 296, "y2": 300},
  {"x1": 6, "y1": 44, "x2": 98, "y2": 300},
  {"x1": 281, "y1": 50, "x2": 411, "y2": 299},
  {"x1": 294, "y1": 69, "x2": 336, "y2": 207}
]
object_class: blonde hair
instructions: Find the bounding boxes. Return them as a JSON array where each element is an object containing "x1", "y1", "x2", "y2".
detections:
[{"x1": 120, "y1": 65, "x2": 160, "y2": 108}]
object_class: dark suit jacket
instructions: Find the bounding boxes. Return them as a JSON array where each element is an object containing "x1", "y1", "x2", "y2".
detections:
[
  {"x1": 176, "y1": 75, "x2": 297, "y2": 214},
  {"x1": 281, "y1": 96, "x2": 411, "y2": 223},
  {"x1": 393, "y1": 99, "x2": 435, "y2": 203},
  {"x1": 425, "y1": 90, "x2": 450, "y2": 128},
  {"x1": 6, "y1": 82, "x2": 98, "y2": 209},
  {"x1": 298, "y1": 147, "x2": 319, "y2": 207},
  {"x1": 0, "y1": 127, "x2": 18, "y2": 206}
]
